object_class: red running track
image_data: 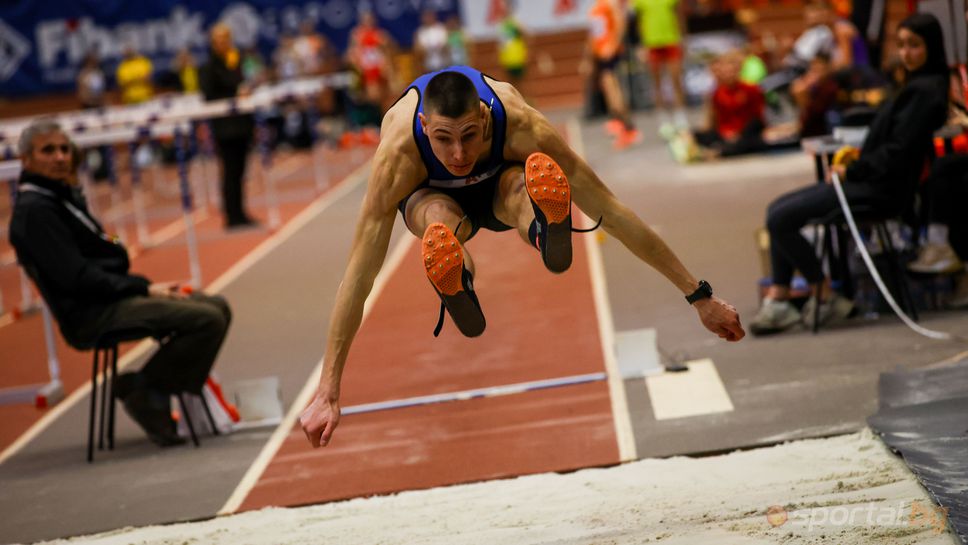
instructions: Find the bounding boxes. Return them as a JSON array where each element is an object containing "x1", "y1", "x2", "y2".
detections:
[{"x1": 239, "y1": 227, "x2": 620, "y2": 510}]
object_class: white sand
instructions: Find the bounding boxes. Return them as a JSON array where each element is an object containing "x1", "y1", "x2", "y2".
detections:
[{"x1": 38, "y1": 430, "x2": 956, "y2": 545}]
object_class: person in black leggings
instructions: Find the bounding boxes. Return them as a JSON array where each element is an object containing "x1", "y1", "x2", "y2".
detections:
[
  {"x1": 750, "y1": 13, "x2": 950, "y2": 335},
  {"x1": 910, "y1": 153, "x2": 968, "y2": 306}
]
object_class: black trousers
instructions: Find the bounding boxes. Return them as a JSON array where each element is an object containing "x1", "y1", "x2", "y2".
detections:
[
  {"x1": 76, "y1": 294, "x2": 231, "y2": 394},
  {"x1": 922, "y1": 155, "x2": 968, "y2": 260},
  {"x1": 216, "y1": 136, "x2": 253, "y2": 224},
  {"x1": 766, "y1": 182, "x2": 894, "y2": 286},
  {"x1": 694, "y1": 119, "x2": 766, "y2": 157}
]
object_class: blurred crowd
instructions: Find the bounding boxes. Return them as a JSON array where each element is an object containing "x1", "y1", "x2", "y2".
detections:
[{"x1": 72, "y1": 10, "x2": 470, "y2": 146}]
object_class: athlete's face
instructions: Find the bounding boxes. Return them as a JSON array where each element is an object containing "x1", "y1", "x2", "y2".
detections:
[
  {"x1": 420, "y1": 103, "x2": 487, "y2": 176},
  {"x1": 23, "y1": 131, "x2": 72, "y2": 182}
]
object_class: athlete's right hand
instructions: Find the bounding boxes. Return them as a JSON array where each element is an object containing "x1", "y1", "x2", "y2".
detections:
[{"x1": 300, "y1": 392, "x2": 341, "y2": 448}]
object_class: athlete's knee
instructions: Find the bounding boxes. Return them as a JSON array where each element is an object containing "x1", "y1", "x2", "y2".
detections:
[{"x1": 421, "y1": 199, "x2": 463, "y2": 224}]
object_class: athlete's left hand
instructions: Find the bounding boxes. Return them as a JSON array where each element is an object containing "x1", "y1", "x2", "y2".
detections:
[{"x1": 693, "y1": 297, "x2": 745, "y2": 342}]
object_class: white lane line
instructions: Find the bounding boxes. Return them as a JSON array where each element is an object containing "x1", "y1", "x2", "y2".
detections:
[
  {"x1": 341, "y1": 372, "x2": 608, "y2": 416},
  {"x1": 567, "y1": 117, "x2": 637, "y2": 463},
  {"x1": 142, "y1": 209, "x2": 210, "y2": 248},
  {"x1": 645, "y1": 358, "x2": 734, "y2": 420},
  {"x1": 0, "y1": 159, "x2": 373, "y2": 468},
  {"x1": 218, "y1": 226, "x2": 415, "y2": 515}
]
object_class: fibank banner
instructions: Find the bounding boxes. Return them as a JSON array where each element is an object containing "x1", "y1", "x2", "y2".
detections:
[{"x1": 0, "y1": 0, "x2": 459, "y2": 97}]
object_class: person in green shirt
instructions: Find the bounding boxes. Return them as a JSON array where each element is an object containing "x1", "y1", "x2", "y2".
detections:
[{"x1": 632, "y1": 0, "x2": 688, "y2": 136}]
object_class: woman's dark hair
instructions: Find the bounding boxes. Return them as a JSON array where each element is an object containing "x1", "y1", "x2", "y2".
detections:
[{"x1": 897, "y1": 13, "x2": 949, "y2": 78}]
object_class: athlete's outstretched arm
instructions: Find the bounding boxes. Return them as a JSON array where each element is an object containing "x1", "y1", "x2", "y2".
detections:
[
  {"x1": 510, "y1": 105, "x2": 744, "y2": 342},
  {"x1": 301, "y1": 125, "x2": 424, "y2": 448}
]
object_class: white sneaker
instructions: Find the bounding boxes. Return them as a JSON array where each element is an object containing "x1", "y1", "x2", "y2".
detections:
[
  {"x1": 945, "y1": 274, "x2": 968, "y2": 309},
  {"x1": 802, "y1": 293, "x2": 854, "y2": 328},
  {"x1": 908, "y1": 243, "x2": 963, "y2": 274},
  {"x1": 750, "y1": 299, "x2": 802, "y2": 336},
  {"x1": 658, "y1": 122, "x2": 678, "y2": 141}
]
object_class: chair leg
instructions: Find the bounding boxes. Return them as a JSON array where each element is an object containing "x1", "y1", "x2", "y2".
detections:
[
  {"x1": 87, "y1": 348, "x2": 100, "y2": 463},
  {"x1": 200, "y1": 393, "x2": 220, "y2": 436},
  {"x1": 107, "y1": 346, "x2": 118, "y2": 450},
  {"x1": 877, "y1": 223, "x2": 919, "y2": 321},
  {"x1": 812, "y1": 286, "x2": 822, "y2": 333},
  {"x1": 98, "y1": 348, "x2": 110, "y2": 451},
  {"x1": 813, "y1": 225, "x2": 831, "y2": 334},
  {"x1": 833, "y1": 225, "x2": 854, "y2": 299},
  {"x1": 177, "y1": 394, "x2": 200, "y2": 447}
]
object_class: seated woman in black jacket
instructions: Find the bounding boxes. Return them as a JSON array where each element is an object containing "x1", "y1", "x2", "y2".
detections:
[{"x1": 750, "y1": 13, "x2": 950, "y2": 335}]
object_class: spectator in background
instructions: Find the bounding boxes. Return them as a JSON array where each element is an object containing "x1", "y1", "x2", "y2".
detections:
[
  {"x1": 173, "y1": 48, "x2": 199, "y2": 93},
  {"x1": 414, "y1": 10, "x2": 449, "y2": 73},
  {"x1": 199, "y1": 23, "x2": 258, "y2": 229},
  {"x1": 77, "y1": 51, "x2": 107, "y2": 109},
  {"x1": 735, "y1": 12, "x2": 769, "y2": 85},
  {"x1": 446, "y1": 15, "x2": 469, "y2": 67},
  {"x1": 274, "y1": 34, "x2": 301, "y2": 81},
  {"x1": 76, "y1": 51, "x2": 111, "y2": 180},
  {"x1": 496, "y1": 4, "x2": 529, "y2": 90},
  {"x1": 908, "y1": 80, "x2": 968, "y2": 280},
  {"x1": 9, "y1": 120, "x2": 232, "y2": 448},
  {"x1": 347, "y1": 11, "x2": 395, "y2": 116},
  {"x1": 586, "y1": 0, "x2": 641, "y2": 150},
  {"x1": 241, "y1": 46, "x2": 269, "y2": 86},
  {"x1": 791, "y1": 52, "x2": 840, "y2": 137},
  {"x1": 830, "y1": 4, "x2": 869, "y2": 70},
  {"x1": 760, "y1": 0, "x2": 835, "y2": 94},
  {"x1": 293, "y1": 21, "x2": 326, "y2": 76},
  {"x1": 750, "y1": 14, "x2": 949, "y2": 335},
  {"x1": 690, "y1": 51, "x2": 766, "y2": 158},
  {"x1": 632, "y1": 0, "x2": 689, "y2": 136},
  {"x1": 116, "y1": 44, "x2": 154, "y2": 104}
]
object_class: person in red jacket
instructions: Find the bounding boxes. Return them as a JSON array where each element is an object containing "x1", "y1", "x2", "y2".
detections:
[{"x1": 692, "y1": 51, "x2": 767, "y2": 157}]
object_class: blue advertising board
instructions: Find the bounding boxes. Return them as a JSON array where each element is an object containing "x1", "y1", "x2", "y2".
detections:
[{"x1": 0, "y1": 0, "x2": 461, "y2": 97}]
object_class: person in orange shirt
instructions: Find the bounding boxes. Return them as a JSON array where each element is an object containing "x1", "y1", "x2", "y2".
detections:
[{"x1": 585, "y1": 0, "x2": 641, "y2": 150}]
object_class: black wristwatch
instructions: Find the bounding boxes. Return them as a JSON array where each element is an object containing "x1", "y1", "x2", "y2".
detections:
[{"x1": 685, "y1": 280, "x2": 713, "y2": 305}]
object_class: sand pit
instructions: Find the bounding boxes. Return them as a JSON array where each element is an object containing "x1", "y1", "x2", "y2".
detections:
[{"x1": 37, "y1": 430, "x2": 955, "y2": 545}]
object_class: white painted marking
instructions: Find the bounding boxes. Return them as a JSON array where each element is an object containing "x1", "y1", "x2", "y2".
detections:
[
  {"x1": 614, "y1": 328, "x2": 664, "y2": 378},
  {"x1": 567, "y1": 117, "x2": 637, "y2": 463},
  {"x1": 218, "y1": 223, "x2": 414, "y2": 515},
  {"x1": 143, "y1": 209, "x2": 210, "y2": 248},
  {"x1": 0, "y1": 158, "x2": 373, "y2": 467},
  {"x1": 645, "y1": 358, "x2": 734, "y2": 420},
  {"x1": 341, "y1": 372, "x2": 607, "y2": 416}
]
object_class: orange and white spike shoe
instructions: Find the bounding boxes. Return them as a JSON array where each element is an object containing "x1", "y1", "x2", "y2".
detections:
[
  {"x1": 525, "y1": 152, "x2": 573, "y2": 273},
  {"x1": 422, "y1": 222, "x2": 485, "y2": 337}
]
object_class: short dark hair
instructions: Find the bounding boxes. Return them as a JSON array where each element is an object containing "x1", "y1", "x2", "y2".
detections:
[{"x1": 424, "y1": 71, "x2": 479, "y2": 118}]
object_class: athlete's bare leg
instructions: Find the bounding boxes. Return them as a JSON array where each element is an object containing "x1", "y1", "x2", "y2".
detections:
[
  {"x1": 493, "y1": 159, "x2": 574, "y2": 273},
  {"x1": 668, "y1": 59, "x2": 686, "y2": 110},
  {"x1": 492, "y1": 165, "x2": 533, "y2": 245},
  {"x1": 599, "y1": 69, "x2": 631, "y2": 126},
  {"x1": 404, "y1": 188, "x2": 476, "y2": 274},
  {"x1": 649, "y1": 63, "x2": 667, "y2": 113}
]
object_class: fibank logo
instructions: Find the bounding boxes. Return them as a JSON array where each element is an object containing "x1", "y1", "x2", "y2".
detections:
[
  {"x1": 0, "y1": 19, "x2": 31, "y2": 81},
  {"x1": 35, "y1": 7, "x2": 206, "y2": 69}
]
